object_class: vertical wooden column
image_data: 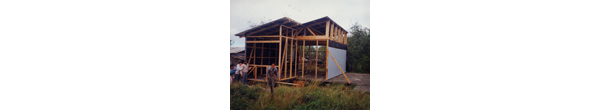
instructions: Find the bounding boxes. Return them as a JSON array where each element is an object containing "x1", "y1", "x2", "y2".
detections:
[
  {"x1": 315, "y1": 41, "x2": 318, "y2": 79},
  {"x1": 330, "y1": 23, "x2": 335, "y2": 40},
  {"x1": 283, "y1": 38, "x2": 288, "y2": 79},
  {"x1": 302, "y1": 40, "x2": 305, "y2": 77},
  {"x1": 278, "y1": 25, "x2": 282, "y2": 79},
  {"x1": 295, "y1": 39, "x2": 298, "y2": 77},
  {"x1": 289, "y1": 38, "x2": 293, "y2": 78},
  {"x1": 326, "y1": 40, "x2": 329, "y2": 80},
  {"x1": 325, "y1": 21, "x2": 330, "y2": 39},
  {"x1": 335, "y1": 27, "x2": 338, "y2": 42}
]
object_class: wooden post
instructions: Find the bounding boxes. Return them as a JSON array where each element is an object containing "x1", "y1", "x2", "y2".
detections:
[
  {"x1": 328, "y1": 50, "x2": 351, "y2": 84},
  {"x1": 315, "y1": 41, "x2": 318, "y2": 79},
  {"x1": 326, "y1": 40, "x2": 329, "y2": 80},
  {"x1": 294, "y1": 40, "x2": 299, "y2": 76},
  {"x1": 278, "y1": 25, "x2": 282, "y2": 79},
  {"x1": 282, "y1": 38, "x2": 288, "y2": 78},
  {"x1": 302, "y1": 40, "x2": 305, "y2": 77},
  {"x1": 336, "y1": 29, "x2": 339, "y2": 42},
  {"x1": 330, "y1": 23, "x2": 334, "y2": 40},
  {"x1": 325, "y1": 21, "x2": 330, "y2": 39},
  {"x1": 289, "y1": 39, "x2": 293, "y2": 78}
]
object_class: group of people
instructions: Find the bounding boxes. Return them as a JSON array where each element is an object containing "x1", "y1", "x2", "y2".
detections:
[
  {"x1": 230, "y1": 61, "x2": 251, "y2": 84},
  {"x1": 230, "y1": 61, "x2": 281, "y2": 97}
]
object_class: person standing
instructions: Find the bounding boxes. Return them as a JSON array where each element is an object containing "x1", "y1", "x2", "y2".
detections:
[
  {"x1": 234, "y1": 62, "x2": 244, "y2": 83},
  {"x1": 266, "y1": 63, "x2": 280, "y2": 96},
  {"x1": 241, "y1": 61, "x2": 250, "y2": 85},
  {"x1": 230, "y1": 65, "x2": 236, "y2": 84}
]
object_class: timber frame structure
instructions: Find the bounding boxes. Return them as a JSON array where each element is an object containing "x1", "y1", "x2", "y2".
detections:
[{"x1": 235, "y1": 16, "x2": 350, "y2": 84}]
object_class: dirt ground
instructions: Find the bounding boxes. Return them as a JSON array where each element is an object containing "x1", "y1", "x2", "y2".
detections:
[{"x1": 325, "y1": 73, "x2": 370, "y2": 93}]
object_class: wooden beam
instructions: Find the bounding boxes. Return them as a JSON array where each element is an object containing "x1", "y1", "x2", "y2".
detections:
[
  {"x1": 278, "y1": 25, "x2": 282, "y2": 79},
  {"x1": 330, "y1": 23, "x2": 335, "y2": 40},
  {"x1": 246, "y1": 24, "x2": 280, "y2": 36},
  {"x1": 308, "y1": 27, "x2": 324, "y2": 35},
  {"x1": 302, "y1": 20, "x2": 329, "y2": 29},
  {"x1": 247, "y1": 46, "x2": 255, "y2": 64},
  {"x1": 302, "y1": 40, "x2": 305, "y2": 78},
  {"x1": 289, "y1": 39, "x2": 293, "y2": 78},
  {"x1": 246, "y1": 40, "x2": 280, "y2": 43},
  {"x1": 306, "y1": 27, "x2": 316, "y2": 36},
  {"x1": 327, "y1": 50, "x2": 351, "y2": 84},
  {"x1": 344, "y1": 32, "x2": 347, "y2": 44},
  {"x1": 281, "y1": 25, "x2": 296, "y2": 30},
  {"x1": 326, "y1": 40, "x2": 329, "y2": 80},
  {"x1": 294, "y1": 40, "x2": 298, "y2": 77},
  {"x1": 325, "y1": 21, "x2": 330, "y2": 39},
  {"x1": 282, "y1": 38, "x2": 288, "y2": 79},
  {"x1": 294, "y1": 28, "x2": 305, "y2": 36},
  {"x1": 246, "y1": 35, "x2": 281, "y2": 38},
  {"x1": 315, "y1": 42, "x2": 318, "y2": 79},
  {"x1": 336, "y1": 28, "x2": 340, "y2": 42}
]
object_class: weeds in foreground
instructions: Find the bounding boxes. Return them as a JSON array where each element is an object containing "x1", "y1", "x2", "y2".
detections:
[{"x1": 230, "y1": 81, "x2": 369, "y2": 110}]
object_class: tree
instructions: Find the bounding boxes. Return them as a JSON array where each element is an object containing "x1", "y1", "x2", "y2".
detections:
[{"x1": 346, "y1": 23, "x2": 370, "y2": 73}]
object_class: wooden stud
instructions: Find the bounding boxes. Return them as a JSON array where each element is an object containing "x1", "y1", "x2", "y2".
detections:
[
  {"x1": 278, "y1": 25, "x2": 282, "y2": 79},
  {"x1": 325, "y1": 21, "x2": 330, "y2": 39},
  {"x1": 282, "y1": 38, "x2": 288, "y2": 78},
  {"x1": 294, "y1": 40, "x2": 297, "y2": 77},
  {"x1": 328, "y1": 50, "x2": 351, "y2": 84},
  {"x1": 302, "y1": 40, "x2": 305, "y2": 77},
  {"x1": 331, "y1": 23, "x2": 335, "y2": 40},
  {"x1": 315, "y1": 41, "x2": 318, "y2": 79},
  {"x1": 306, "y1": 27, "x2": 316, "y2": 36},
  {"x1": 326, "y1": 40, "x2": 329, "y2": 80},
  {"x1": 289, "y1": 38, "x2": 293, "y2": 78}
]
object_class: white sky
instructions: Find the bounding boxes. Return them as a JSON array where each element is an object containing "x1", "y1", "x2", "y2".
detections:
[{"x1": 230, "y1": 0, "x2": 370, "y2": 47}]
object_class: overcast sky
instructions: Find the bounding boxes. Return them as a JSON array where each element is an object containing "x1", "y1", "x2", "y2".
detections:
[{"x1": 230, "y1": 0, "x2": 370, "y2": 47}]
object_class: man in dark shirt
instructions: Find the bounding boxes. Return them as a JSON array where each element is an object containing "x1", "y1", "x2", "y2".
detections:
[{"x1": 266, "y1": 63, "x2": 280, "y2": 95}]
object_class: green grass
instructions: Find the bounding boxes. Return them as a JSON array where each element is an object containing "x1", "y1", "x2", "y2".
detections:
[{"x1": 230, "y1": 81, "x2": 369, "y2": 110}]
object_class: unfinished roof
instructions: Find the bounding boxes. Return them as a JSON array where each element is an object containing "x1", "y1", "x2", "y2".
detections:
[
  {"x1": 235, "y1": 16, "x2": 347, "y2": 37},
  {"x1": 234, "y1": 17, "x2": 302, "y2": 37},
  {"x1": 299, "y1": 16, "x2": 347, "y2": 33}
]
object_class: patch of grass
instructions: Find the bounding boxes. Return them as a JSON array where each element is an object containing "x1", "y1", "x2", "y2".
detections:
[{"x1": 231, "y1": 80, "x2": 369, "y2": 110}]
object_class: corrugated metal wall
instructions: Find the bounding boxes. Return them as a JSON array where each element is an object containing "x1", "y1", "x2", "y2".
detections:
[{"x1": 327, "y1": 47, "x2": 346, "y2": 79}]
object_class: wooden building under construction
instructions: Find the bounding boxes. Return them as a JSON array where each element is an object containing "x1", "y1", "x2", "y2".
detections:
[{"x1": 235, "y1": 16, "x2": 350, "y2": 83}]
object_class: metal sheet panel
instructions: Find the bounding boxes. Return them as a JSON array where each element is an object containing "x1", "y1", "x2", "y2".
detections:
[{"x1": 327, "y1": 47, "x2": 346, "y2": 79}]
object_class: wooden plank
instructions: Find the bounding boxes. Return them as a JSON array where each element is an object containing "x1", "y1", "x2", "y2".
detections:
[
  {"x1": 330, "y1": 23, "x2": 335, "y2": 40},
  {"x1": 308, "y1": 27, "x2": 324, "y2": 35},
  {"x1": 247, "y1": 47, "x2": 255, "y2": 64},
  {"x1": 315, "y1": 41, "x2": 318, "y2": 79},
  {"x1": 282, "y1": 38, "x2": 288, "y2": 79},
  {"x1": 253, "y1": 43, "x2": 256, "y2": 79},
  {"x1": 289, "y1": 38, "x2": 293, "y2": 78},
  {"x1": 295, "y1": 40, "x2": 298, "y2": 77},
  {"x1": 302, "y1": 40, "x2": 305, "y2": 78},
  {"x1": 301, "y1": 20, "x2": 329, "y2": 29},
  {"x1": 306, "y1": 27, "x2": 316, "y2": 36},
  {"x1": 246, "y1": 40, "x2": 280, "y2": 43},
  {"x1": 246, "y1": 24, "x2": 280, "y2": 36},
  {"x1": 294, "y1": 28, "x2": 305, "y2": 36},
  {"x1": 325, "y1": 21, "x2": 330, "y2": 39},
  {"x1": 246, "y1": 35, "x2": 281, "y2": 38},
  {"x1": 328, "y1": 50, "x2": 351, "y2": 84},
  {"x1": 278, "y1": 25, "x2": 282, "y2": 79},
  {"x1": 248, "y1": 79, "x2": 298, "y2": 85},
  {"x1": 281, "y1": 25, "x2": 296, "y2": 30},
  {"x1": 326, "y1": 40, "x2": 328, "y2": 80}
]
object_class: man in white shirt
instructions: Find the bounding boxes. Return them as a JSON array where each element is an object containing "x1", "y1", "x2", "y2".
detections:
[
  {"x1": 234, "y1": 62, "x2": 245, "y2": 83},
  {"x1": 240, "y1": 61, "x2": 250, "y2": 85}
]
